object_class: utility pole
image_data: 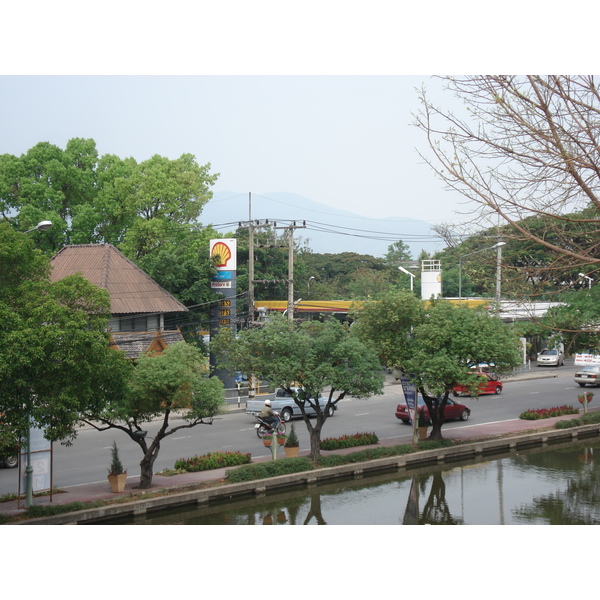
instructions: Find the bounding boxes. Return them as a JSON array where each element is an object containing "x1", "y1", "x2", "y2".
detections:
[{"x1": 275, "y1": 221, "x2": 306, "y2": 321}]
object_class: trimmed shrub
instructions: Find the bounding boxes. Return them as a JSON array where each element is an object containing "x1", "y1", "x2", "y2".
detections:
[
  {"x1": 320, "y1": 432, "x2": 379, "y2": 451},
  {"x1": 554, "y1": 411, "x2": 600, "y2": 429},
  {"x1": 225, "y1": 457, "x2": 314, "y2": 483},
  {"x1": 519, "y1": 405, "x2": 579, "y2": 420},
  {"x1": 174, "y1": 451, "x2": 252, "y2": 473}
]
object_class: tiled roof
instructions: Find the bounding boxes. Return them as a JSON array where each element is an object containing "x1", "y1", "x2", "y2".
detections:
[
  {"x1": 109, "y1": 330, "x2": 185, "y2": 360},
  {"x1": 50, "y1": 244, "x2": 188, "y2": 315}
]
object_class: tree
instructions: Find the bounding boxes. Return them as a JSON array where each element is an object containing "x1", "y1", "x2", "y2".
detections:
[
  {"x1": 538, "y1": 284, "x2": 600, "y2": 354},
  {"x1": 211, "y1": 316, "x2": 384, "y2": 459},
  {"x1": 81, "y1": 342, "x2": 225, "y2": 489},
  {"x1": 0, "y1": 139, "x2": 219, "y2": 257},
  {"x1": 385, "y1": 240, "x2": 413, "y2": 267},
  {"x1": 352, "y1": 291, "x2": 521, "y2": 440},
  {"x1": 415, "y1": 76, "x2": 600, "y2": 284},
  {"x1": 0, "y1": 222, "x2": 131, "y2": 444}
]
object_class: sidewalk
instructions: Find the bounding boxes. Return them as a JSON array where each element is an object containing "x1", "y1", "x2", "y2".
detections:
[{"x1": 0, "y1": 366, "x2": 583, "y2": 519}]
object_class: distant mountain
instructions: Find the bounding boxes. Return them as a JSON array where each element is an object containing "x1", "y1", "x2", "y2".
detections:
[{"x1": 199, "y1": 191, "x2": 446, "y2": 258}]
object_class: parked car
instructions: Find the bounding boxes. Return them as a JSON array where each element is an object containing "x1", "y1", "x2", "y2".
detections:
[
  {"x1": 395, "y1": 396, "x2": 471, "y2": 424},
  {"x1": 453, "y1": 372, "x2": 503, "y2": 397},
  {"x1": 537, "y1": 347, "x2": 565, "y2": 367},
  {"x1": 574, "y1": 365, "x2": 600, "y2": 387}
]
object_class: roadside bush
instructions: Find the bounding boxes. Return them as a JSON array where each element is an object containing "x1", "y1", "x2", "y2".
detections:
[
  {"x1": 554, "y1": 411, "x2": 600, "y2": 429},
  {"x1": 225, "y1": 457, "x2": 314, "y2": 483},
  {"x1": 519, "y1": 405, "x2": 579, "y2": 420},
  {"x1": 320, "y1": 432, "x2": 379, "y2": 451},
  {"x1": 174, "y1": 451, "x2": 252, "y2": 472}
]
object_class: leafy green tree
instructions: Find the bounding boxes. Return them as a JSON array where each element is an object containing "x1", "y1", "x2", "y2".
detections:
[
  {"x1": 0, "y1": 139, "x2": 219, "y2": 257},
  {"x1": 211, "y1": 316, "x2": 384, "y2": 459},
  {"x1": 352, "y1": 291, "x2": 521, "y2": 440},
  {"x1": 538, "y1": 285, "x2": 600, "y2": 354},
  {"x1": 81, "y1": 342, "x2": 225, "y2": 488},
  {"x1": 0, "y1": 222, "x2": 131, "y2": 444},
  {"x1": 385, "y1": 240, "x2": 413, "y2": 267}
]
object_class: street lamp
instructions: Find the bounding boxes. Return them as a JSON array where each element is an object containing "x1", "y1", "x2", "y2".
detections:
[
  {"x1": 24, "y1": 220, "x2": 52, "y2": 234},
  {"x1": 398, "y1": 266, "x2": 415, "y2": 291},
  {"x1": 458, "y1": 242, "x2": 506, "y2": 301},
  {"x1": 22, "y1": 220, "x2": 52, "y2": 507}
]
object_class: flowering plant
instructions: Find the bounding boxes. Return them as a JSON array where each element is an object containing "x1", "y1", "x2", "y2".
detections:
[
  {"x1": 174, "y1": 451, "x2": 252, "y2": 472},
  {"x1": 519, "y1": 405, "x2": 579, "y2": 420}
]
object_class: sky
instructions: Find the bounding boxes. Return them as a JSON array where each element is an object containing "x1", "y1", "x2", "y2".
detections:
[{"x1": 0, "y1": 75, "x2": 469, "y2": 226}]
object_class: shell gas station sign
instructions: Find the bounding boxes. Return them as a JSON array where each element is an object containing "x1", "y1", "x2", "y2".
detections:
[
  {"x1": 210, "y1": 239, "x2": 236, "y2": 288},
  {"x1": 210, "y1": 239, "x2": 237, "y2": 332}
]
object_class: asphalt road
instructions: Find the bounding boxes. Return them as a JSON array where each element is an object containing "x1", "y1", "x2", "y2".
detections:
[{"x1": 0, "y1": 363, "x2": 586, "y2": 496}]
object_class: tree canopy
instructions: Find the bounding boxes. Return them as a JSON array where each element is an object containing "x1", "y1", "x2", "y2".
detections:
[
  {"x1": 351, "y1": 291, "x2": 521, "y2": 439},
  {"x1": 211, "y1": 315, "x2": 384, "y2": 459},
  {"x1": 0, "y1": 222, "x2": 131, "y2": 443},
  {"x1": 81, "y1": 341, "x2": 225, "y2": 488}
]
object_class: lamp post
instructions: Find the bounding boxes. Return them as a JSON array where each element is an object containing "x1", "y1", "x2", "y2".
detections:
[
  {"x1": 458, "y1": 242, "x2": 505, "y2": 302},
  {"x1": 22, "y1": 220, "x2": 52, "y2": 507},
  {"x1": 398, "y1": 266, "x2": 415, "y2": 291}
]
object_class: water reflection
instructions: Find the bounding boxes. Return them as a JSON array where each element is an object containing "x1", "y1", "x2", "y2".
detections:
[{"x1": 103, "y1": 439, "x2": 600, "y2": 525}]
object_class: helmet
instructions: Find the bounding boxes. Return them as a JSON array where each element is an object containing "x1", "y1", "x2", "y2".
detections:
[{"x1": 264, "y1": 399, "x2": 271, "y2": 407}]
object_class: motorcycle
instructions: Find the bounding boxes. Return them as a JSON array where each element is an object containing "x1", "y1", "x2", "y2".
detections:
[{"x1": 255, "y1": 414, "x2": 286, "y2": 438}]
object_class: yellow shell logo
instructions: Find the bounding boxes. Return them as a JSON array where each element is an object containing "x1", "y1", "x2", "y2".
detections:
[{"x1": 211, "y1": 242, "x2": 232, "y2": 267}]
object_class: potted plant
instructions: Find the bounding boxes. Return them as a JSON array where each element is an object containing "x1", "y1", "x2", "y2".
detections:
[
  {"x1": 107, "y1": 440, "x2": 127, "y2": 492},
  {"x1": 417, "y1": 408, "x2": 430, "y2": 441},
  {"x1": 284, "y1": 423, "x2": 300, "y2": 458},
  {"x1": 262, "y1": 434, "x2": 273, "y2": 447},
  {"x1": 276, "y1": 433, "x2": 286, "y2": 446}
]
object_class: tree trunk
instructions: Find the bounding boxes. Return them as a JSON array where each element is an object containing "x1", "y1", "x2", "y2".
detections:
[
  {"x1": 308, "y1": 425, "x2": 322, "y2": 461},
  {"x1": 139, "y1": 445, "x2": 160, "y2": 489},
  {"x1": 429, "y1": 420, "x2": 444, "y2": 441}
]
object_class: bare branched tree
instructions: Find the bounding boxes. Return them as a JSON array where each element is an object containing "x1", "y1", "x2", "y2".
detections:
[{"x1": 415, "y1": 76, "x2": 600, "y2": 287}]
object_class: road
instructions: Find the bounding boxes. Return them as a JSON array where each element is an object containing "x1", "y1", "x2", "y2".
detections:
[{"x1": 0, "y1": 363, "x2": 587, "y2": 496}]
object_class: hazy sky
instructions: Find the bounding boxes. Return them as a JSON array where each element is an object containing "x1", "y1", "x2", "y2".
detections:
[{"x1": 0, "y1": 75, "x2": 470, "y2": 225}]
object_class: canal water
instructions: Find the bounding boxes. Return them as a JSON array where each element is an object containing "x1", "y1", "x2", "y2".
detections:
[{"x1": 103, "y1": 439, "x2": 600, "y2": 525}]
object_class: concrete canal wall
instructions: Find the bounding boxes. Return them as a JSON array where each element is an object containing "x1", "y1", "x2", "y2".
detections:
[{"x1": 15, "y1": 422, "x2": 600, "y2": 525}]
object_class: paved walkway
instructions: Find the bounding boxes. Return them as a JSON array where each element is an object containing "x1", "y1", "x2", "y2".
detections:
[{"x1": 1, "y1": 365, "x2": 593, "y2": 519}]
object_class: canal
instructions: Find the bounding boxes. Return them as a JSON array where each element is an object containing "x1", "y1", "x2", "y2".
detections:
[{"x1": 98, "y1": 438, "x2": 600, "y2": 525}]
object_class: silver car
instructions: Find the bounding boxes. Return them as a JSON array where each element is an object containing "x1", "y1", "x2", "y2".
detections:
[
  {"x1": 575, "y1": 365, "x2": 600, "y2": 387},
  {"x1": 537, "y1": 348, "x2": 565, "y2": 367}
]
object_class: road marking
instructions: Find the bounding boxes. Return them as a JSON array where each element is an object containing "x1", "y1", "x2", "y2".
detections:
[
  {"x1": 171, "y1": 436, "x2": 191, "y2": 440},
  {"x1": 355, "y1": 412, "x2": 370, "y2": 416},
  {"x1": 529, "y1": 391, "x2": 541, "y2": 394}
]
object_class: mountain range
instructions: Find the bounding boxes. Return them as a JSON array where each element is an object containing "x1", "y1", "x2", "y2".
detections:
[{"x1": 199, "y1": 191, "x2": 447, "y2": 258}]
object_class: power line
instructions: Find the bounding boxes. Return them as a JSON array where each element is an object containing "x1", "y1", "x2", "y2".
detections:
[{"x1": 208, "y1": 218, "x2": 444, "y2": 243}]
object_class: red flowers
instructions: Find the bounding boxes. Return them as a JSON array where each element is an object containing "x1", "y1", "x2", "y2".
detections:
[{"x1": 519, "y1": 405, "x2": 579, "y2": 420}]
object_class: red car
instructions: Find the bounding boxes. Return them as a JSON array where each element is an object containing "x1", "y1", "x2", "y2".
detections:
[
  {"x1": 452, "y1": 372, "x2": 502, "y2": 397},
  {"x1": 395, "y1": 396, "x2": 471, "y2": 424}
]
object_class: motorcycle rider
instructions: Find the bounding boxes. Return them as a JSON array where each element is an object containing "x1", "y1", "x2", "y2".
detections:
[{"x1": 260, "y1": 399, "x2": 279, "y2": 430}]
